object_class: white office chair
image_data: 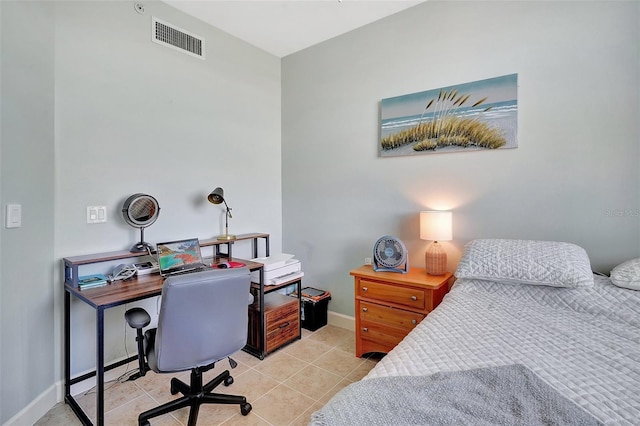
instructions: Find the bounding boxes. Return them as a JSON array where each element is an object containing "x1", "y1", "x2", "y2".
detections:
[{"x1": 125, "y1": 267, "x2": 253, "y2": 426}]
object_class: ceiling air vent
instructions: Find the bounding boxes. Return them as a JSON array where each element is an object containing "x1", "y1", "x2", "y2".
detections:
[{"x1": 152, "y1": 17, "x2": 205, "y2": 60}]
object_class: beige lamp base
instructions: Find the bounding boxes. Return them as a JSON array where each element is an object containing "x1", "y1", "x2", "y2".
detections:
[{"x1": 425, "y1": 241, "x2": 447, "y2": 275}]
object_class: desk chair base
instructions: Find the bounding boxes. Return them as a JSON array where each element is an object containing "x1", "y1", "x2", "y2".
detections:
[{"x1": 138, "y1": 367, "x2": 251, "y2": 426}]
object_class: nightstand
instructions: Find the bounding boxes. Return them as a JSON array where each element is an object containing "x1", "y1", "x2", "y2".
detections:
[{"x1": 351, "y1": 265, "x2": 452, "y2": 357}]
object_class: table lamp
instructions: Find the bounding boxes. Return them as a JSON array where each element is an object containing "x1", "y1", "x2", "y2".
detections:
[
  {"x1": 208, "y1": 187, "x2": 236, "y2": 240},
  {"x1": 420, "y1": 210, "x2": 452, "y2": 275}
]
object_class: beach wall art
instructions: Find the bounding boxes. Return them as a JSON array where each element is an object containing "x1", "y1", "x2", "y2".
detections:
[{"x1": 380, "y1": 74, "x2": 518, "y2": 157}]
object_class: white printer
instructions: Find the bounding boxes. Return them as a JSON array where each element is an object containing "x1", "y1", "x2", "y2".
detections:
[{"x1": 251, "y1": 253, "x2": 303, "y2": 285}]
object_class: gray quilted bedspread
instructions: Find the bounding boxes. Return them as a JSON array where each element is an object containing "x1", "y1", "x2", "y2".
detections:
[
  {"x1": 363, "y1": 275, "x2": 640, "y2": 425},
  {"x1": 310, "y1": 364, "x2": 603, "y2": 426}
]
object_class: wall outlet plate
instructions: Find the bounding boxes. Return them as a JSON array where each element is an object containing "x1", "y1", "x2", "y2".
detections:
[
  {"x1": 5, "y1": 204, "x2": 21, "y2": 228},
  {"x1": 87, "y1": 206, "x2": 107, "y2": 224}
]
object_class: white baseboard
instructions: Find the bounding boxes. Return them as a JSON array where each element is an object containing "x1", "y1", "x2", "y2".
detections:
[
  {"x1": 4, "y1": 356, "x2": 137, "y2": 426},
  {"x1": 327, "y1": 310, "x2": 355, "y2": 331},
  {"x1": 4, "y1": 382, "x2": 58, "y2": 426}
]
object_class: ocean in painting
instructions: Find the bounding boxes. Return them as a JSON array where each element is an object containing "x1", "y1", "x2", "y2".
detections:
[{"x1": 380, "y1": 74, "x2": 518, "y2": 157}]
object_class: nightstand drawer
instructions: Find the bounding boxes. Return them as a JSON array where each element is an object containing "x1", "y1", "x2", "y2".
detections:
[
  {"x1": 358, "y1": 320, "x2": 407, "y2": 348},
  {"x1": 358, "y1": 279, "x2": 426, "y2": 310},
  {"x1": 358, "y1": 301, "x2": 425, "y2": 332}
]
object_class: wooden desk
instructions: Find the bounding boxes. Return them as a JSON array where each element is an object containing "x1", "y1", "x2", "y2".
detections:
[{"x1": 63, "y1": 257, "x2": 262, "y2": 426}]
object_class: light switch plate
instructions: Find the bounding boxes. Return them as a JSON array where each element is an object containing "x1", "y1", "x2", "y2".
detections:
[
  {"x1": 5, "y1": 204, "x2": 22, "y2": 228},
  {"x1": 87, "y1": 206, "x2": 107, "y2": 224}
]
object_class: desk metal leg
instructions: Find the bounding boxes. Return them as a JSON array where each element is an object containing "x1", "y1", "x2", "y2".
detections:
[
  {"x1": 64, "y1": 291, "x2": 71, "y2": 400},
  {"x1": 96, "y1": 307, "x2": 105, "y2": 426},
  {"x1": 250, "y1": 236, "x2": 269, "y2": 259},
  {"x1": 259, "y1": 268, "x2": 265, "y2": 358},
  {"x1": 64, "y1": 289, "x2": 92, "y2": 425}
]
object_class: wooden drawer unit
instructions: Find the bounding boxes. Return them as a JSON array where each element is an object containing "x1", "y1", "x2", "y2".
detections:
[
  {"x1": 249, "y1": 292, "x2": 300, "y2": 355},
  {"x1": 265, "y1": 296, "x2": 299, "y2": 353},
  {"x1": 351, "y1": 265, "x2": 451, "y2": 357}
]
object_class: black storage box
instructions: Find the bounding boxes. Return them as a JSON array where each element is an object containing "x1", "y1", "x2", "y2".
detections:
[{"x1": 299, "y1": 287, "x2": 331, "y2": 331}]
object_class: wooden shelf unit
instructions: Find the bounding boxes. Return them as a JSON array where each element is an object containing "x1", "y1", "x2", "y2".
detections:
[{"x1": 63, "y1": 233, "x2": 270, "y2": 289}]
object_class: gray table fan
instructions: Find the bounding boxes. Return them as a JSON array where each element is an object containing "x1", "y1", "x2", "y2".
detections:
[{"x1": 373, "y1": 235, "x2": 409, "y2": 273}]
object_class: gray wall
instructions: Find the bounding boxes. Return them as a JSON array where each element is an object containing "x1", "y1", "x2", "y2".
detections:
[
  {"x1": 282, "y1": 1, "x2": 640, "y2": 316},
  {"x1": 1, "y1": 1, "x2": 56, "y2": 422},
  {"x1": 1, "y1": 1, "x2": 281, "y2": 423}
]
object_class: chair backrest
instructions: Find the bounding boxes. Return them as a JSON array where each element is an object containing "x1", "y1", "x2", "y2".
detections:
[{"x1": 153, "y1": 267, "x2": 251, "y2": 373}]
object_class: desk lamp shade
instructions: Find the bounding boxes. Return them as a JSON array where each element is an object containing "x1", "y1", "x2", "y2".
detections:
[
  {"x1": 420, "y1": 211, "x2": 452, "y2": 275},
  {"x1": 208, "y1": 187, "x2": 236, "y2": 241}
]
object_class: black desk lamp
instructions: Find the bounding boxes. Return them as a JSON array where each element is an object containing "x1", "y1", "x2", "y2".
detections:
[{"x1": 208, "y1": 187, "x2": 236, "y2": 240}]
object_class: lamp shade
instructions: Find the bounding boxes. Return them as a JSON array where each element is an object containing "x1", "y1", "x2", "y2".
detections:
[
  {"x1": 420, "y1": 211, "x2": 452, "y2": 242},
  {"x1": 207, "y1": 187, "x2": 225, "y2": 205}
]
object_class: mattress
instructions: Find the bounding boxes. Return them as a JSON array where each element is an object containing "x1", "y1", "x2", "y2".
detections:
[{"x1": 364, "y1": 275, "x2": 640, "y2": 425}]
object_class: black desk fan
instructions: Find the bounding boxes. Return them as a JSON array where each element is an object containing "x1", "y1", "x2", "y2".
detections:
[{"x1": 372, "y1": 235, "x2": 409, "y2": 273}]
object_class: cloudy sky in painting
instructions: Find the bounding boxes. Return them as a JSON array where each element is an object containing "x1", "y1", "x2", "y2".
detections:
[{"x1": 381, "y1": 74, "x2": 518, "y2": 120}]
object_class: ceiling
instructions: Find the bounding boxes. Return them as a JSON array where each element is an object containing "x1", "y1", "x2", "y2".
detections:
[{"x1": 164, "y1": 0, "x2": 426, "y2": 58}]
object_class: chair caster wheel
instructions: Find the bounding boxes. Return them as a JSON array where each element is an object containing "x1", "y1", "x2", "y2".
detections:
[
  {"x1": 224, "y1": 375, "x2": 234, "y2": 386},
  {"x1": 139, "y1": 420, "x2": 150, "y2": 426},
  {"x1": 241, "y1": 402, "x2": 252, "y2": 416}
]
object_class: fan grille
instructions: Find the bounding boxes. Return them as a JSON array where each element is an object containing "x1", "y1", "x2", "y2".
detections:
[{"x1": 374, "y1": 236, "x2": 407, "y2": 268}]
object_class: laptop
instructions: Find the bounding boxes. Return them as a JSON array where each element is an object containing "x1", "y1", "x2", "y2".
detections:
[{"x1": 156, "y1": 238, "x2": 208, "y2": 277}]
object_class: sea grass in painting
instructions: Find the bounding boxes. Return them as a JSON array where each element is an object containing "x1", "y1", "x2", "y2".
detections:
[{"x1": 380, "y1": 74, "x2": 517, "y2": 157}]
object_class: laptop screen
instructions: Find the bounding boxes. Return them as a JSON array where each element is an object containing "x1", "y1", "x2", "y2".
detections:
[{"x1": 156, "y1": 238, "x2": 204, "y2": 275}]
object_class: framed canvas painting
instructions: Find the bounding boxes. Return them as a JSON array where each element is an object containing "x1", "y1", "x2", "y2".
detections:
[{"x1": 380, "y1": 74, "x2": 518, "y2": 157}]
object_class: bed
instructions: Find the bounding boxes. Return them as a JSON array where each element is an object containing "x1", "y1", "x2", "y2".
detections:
[{"x1": 312, "y1": 239, "x2": 640, "y2": 426}]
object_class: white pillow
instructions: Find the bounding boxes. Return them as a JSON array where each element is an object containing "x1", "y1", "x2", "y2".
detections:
[
  {"x1": 610, "y1": 258, "x2": 640, "y2": 290},
  {"x1": 455, "y1": 239, "x2": 594, "y2": 288}
]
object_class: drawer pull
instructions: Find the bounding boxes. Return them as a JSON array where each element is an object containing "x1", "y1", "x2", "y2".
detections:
[
  {"x1": 279, "y1": 322, "x2": 290, "y2": 329},
  {"x1": 362, "y1": 327, "x2": 368, "y2": 332},
  {"x1": 362, "y1": 307, "x2": 368, "y2": 312},
  {"x1": 411, "y1": 319, "x2": 417, "y2": 325},
  {"x1": 362, "y1": 287, "x2": 368, "y2": 292},
  {"x1": 411, "y1": 295, "x2": 417, "y2": 301}
]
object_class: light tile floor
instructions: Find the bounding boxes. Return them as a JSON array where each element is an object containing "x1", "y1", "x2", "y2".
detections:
[{"x1": 36, "y1": 325, "x2": 378, "y2": 426}]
